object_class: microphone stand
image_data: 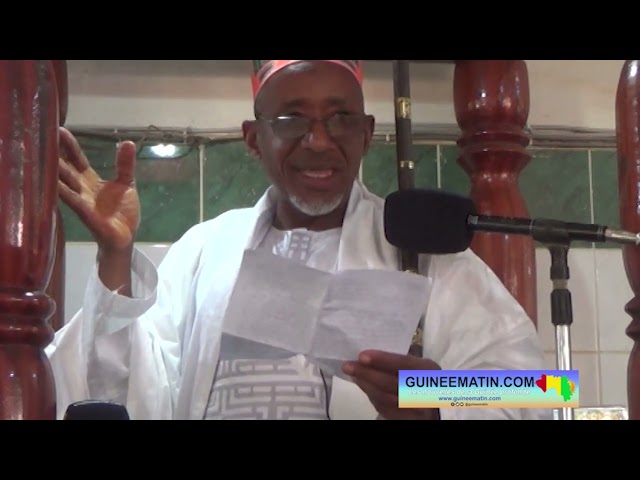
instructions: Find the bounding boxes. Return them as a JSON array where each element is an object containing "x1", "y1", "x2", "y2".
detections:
[{"x1": 532, "y1": 220, "x2": 574, "y2": 421}]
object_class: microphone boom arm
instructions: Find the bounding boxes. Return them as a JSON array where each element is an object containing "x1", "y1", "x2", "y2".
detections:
[{"x1": 468, "y1": 214, "x2": 640, "y2": 246}]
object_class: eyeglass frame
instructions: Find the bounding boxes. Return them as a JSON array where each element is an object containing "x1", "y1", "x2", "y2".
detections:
[{"x1": 255, "y1": 112, "x2": 374, "y2": 141}]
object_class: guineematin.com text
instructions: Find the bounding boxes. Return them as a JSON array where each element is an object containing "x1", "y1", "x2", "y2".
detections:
[{"x1": 404, "y1": 375, "x2": 535, "y2": 389}]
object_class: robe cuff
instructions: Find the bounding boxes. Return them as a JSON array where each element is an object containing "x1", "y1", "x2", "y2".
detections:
[{"x1": 86, "y1": 247, "x2": 159, "y2": 337}]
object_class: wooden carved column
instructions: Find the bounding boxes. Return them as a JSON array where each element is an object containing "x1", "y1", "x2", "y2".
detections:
[
  {"x1": 615, "y1": 60, "x2": 640, "y2": 420},
  {"x1": 0, "y1": 60, "x2": 60, "y2": 420},
  {"x1": 453, "y1": 60, "x2": 537, "y2": 326}
]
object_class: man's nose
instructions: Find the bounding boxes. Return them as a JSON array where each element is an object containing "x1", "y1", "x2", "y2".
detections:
[{"x1": 302, "y1": 119, "x2": 334, "y2": 152}]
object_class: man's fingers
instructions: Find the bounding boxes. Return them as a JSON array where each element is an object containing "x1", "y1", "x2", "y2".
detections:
[
  {"x1": 352, "y1": 377, "x2": 398, "y2": 410},
  {"x1": 58, "y1": 181, "x2": 90, "y2": 219},
  {"x1": 58, "y1": 158, "x2": 83, "y2": 193},
  {"x1": 358, "y1": 350, "x2": 441, "y2": 374},
  {"x1": 57, "y1": 181, "x2": 104, "y2": 238},
  {"x1": 345, "y1": 358, "x2": 441, "y2": 421},
  {"x1": 344, "y1": 364, "x2": 398, "y2": 395},
  {"x1": 59, "y1": 127, "x2": 90, "y2": 173},
  {"x1": 350, "y1": 375, "x2": 436, "y2": 420},
  {"x1": 115, "y1": 141, "x2": 136, "y2": 186}
]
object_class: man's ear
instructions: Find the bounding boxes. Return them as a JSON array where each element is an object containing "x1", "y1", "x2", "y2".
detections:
[
  {"x1": 242, "y1": 120, "x2": 261, "y2": 160},
  {"x1": 362, "y1": 114, "x2": 376, "y2": 156}
]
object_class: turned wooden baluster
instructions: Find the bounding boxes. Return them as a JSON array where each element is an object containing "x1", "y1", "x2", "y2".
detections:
[
  {"x1": 0, "y1": 60, "x2": 60, "y2": 420},
  {"x1": 453, "y1": 60, "x2": 537, "y2": 326},
  {"x1": 47, "y1": 60, "x2": 67, "y2": 333},
  {"x1": 615, "y1": 60, "x2": 640, "y2": 420}
]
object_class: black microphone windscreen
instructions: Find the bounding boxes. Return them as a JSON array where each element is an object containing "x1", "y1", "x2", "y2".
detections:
[
  {"x1": 384, "y1": 189, "x2": 476, "y2": 254},
  {"x1": 64, "y1": 400, "x2": 130, "y2": 420}
]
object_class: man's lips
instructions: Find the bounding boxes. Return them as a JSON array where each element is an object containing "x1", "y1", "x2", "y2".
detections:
[
  {"x1": 300, "y1": 169, "x2": 334, "y2": 179},
  {"x1": 291, "y1": 167, "x2": 341, "y2": 190}
]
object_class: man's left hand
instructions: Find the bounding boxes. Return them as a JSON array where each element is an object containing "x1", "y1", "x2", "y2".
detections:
[{"x1": 342, "y1": 350, "x2": 441, "y2": 420}]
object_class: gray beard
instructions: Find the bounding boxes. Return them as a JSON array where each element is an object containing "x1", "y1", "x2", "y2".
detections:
[{"x1": 288, "y1": 193, "x2": 345, "y2": 217}]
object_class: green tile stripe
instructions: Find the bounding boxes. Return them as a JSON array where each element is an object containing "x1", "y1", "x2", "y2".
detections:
[
  {"x1": 361, "y1": 144, "x2": 438, "y2": 198},
  {"x1": 591, "y1": 149, "x2": 620, "y2": 242},
  {"x1": 57, "y1": 136, "x2": 625, "y2": 250},
  {"x1": 203, "y1": 142, "x2": 270, "y2": 221}
]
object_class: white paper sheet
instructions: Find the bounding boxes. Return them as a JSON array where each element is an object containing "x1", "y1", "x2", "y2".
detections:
[{"x1": 220, "y1": 249, "x2": 431, "y2": 379}]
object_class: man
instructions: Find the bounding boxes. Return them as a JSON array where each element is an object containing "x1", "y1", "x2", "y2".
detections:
[{"x1": 47, "y1": 60, "x2": 549, "y2": 420}]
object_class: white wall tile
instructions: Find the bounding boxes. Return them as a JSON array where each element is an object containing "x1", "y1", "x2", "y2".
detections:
[
  {"x1": 599, "y1": 352, "x2": 630, "y2": 408},
  {"x1": 136, "y1": 243, "x2": 171, "y2": 267}
]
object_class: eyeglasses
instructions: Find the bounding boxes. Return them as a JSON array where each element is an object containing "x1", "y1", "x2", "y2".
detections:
[{"x1": 259, "y1": 113, "x2": 372, "y2": 140}]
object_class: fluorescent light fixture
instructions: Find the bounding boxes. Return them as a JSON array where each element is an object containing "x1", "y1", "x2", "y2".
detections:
[{"x1": 150, "y1": 143, "x2": 177, "y2": 157}]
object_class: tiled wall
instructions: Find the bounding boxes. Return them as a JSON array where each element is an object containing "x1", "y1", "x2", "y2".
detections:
[{"x1": 60, "y1": 137, "x2": 632, "y2": 410}]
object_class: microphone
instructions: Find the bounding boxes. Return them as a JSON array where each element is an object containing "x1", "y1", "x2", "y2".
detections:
[
  {"x1": 63, "y1": 400, "x2": 130, "y2": 420},
  {"x1": 383, "y1": 188, "x2": 640, "y2": 254}
]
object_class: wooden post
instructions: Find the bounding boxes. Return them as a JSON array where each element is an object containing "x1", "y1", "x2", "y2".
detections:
[
  {"x1": 453, "y1": 60, "x2": 538, "y2": 326},
  {"x1": 0, "y1": 60, "x2": 60, "y2": 419},
  {"x1": 615, "y1": 60, "x2": 640, "y2": 419}
]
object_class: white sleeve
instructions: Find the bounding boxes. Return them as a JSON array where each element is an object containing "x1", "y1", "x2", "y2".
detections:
[
  {"x1": 421, "y1": 250, "x2": 553, "y2": 421},
  {"x1": 46, "y1": 227, "x2": 205, "y2": 420}
]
